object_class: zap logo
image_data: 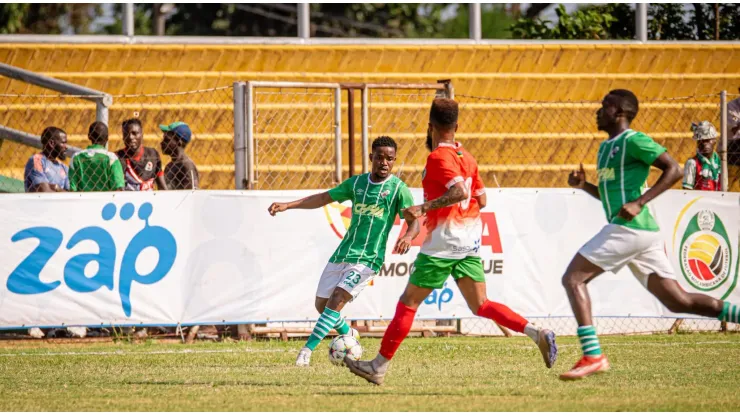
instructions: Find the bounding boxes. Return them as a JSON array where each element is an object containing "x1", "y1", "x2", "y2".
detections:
[
  {"x1": 6, "y1": 202, "x2": 177, "y2": 317},
  {"x1": 673, "y1": 197, "x2": 738, "y2": 298}
]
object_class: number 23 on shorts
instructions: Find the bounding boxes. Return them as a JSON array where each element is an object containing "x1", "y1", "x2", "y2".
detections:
[{"x1": 342, "y1": 271, "x2": 361, "y2": 288}]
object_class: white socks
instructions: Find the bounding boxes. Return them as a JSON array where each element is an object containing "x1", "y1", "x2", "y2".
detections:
[
  {"x1": 523, "y1": 323, "x2": 540, "y2": 343},
  {"x1": 371, "y1": 354, "x2": 390, "y2": 373}
]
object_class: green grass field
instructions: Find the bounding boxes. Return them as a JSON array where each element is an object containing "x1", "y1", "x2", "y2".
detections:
[{"x1": 0, "y1": 333, "x2": 738, "y2": 411}]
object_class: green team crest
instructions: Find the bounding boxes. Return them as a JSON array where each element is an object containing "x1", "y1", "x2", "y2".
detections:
[{"x1": 679, "y1": 210, "x2": 732, "y2": 292}]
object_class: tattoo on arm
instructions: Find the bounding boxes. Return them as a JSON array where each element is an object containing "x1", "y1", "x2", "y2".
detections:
[{"x1": 423, "y1": 184, "x2": 466, "y2": 212}]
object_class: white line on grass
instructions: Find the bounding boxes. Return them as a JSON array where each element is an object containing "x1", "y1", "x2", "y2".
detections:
[
  {"x1": 1, "y1": 340, "x2": 737, "y2": 358},
  {"x1": 513, "y1": 340, "x2": 740, "y2": 350},
  {"x1": 0, "y1": 348, "x2": 293, "y2": 358}
]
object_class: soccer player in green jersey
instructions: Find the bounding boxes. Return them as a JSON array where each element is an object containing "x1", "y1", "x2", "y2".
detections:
[
  {"x1": 561, "y1": 89, "x2": 740, "y2": 380},
  {"x1": 268, "y1": 136, "x2": 420, "y2": 366}
]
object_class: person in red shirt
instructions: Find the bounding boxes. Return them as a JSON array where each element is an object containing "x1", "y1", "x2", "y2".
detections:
[
  {"x1": 682, "y1": 121, "x2": 722, "y2": 191},
  {"x1": 345, "y1": 98, "x2": 558, "y2": 385}
]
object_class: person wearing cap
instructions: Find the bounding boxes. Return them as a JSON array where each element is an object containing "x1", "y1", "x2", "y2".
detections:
[
  {"x1": 160, "y1": 121, "x2": 200, "y2": 190},
  {"x1": 69, "y1": 121, "x2": 125, "y2": 192},
  {"x1": 682, "y1": 121, "x2": 722, "y2": 191}
]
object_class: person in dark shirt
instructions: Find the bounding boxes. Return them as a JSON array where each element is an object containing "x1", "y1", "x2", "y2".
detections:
[
  {"x1": 160, "y1": 121, "x2": 199, "y2": 190},
  {"x1": 116, "y1": 118, "x2": 167, "y2": 191}
]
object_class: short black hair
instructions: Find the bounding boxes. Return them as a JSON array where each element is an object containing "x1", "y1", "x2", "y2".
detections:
[
  {"x1": 88, "y1": 121, "x2": 108, "y2": 144},
  {"x1": 40, "y1": 126, "x2": 66, "y2": 145},
  {"x1": 429, "y1": 98, "x2": 458, "y2": 128},
  {"x1": 122, "y1": 118, "x2": 142, "y2": 132},
  {"x1": 372, "y1": 136, "x2": 397, "y2": 151},
  {"x1": 608, "y1": 89, "x2": 639, "y2": 122}
]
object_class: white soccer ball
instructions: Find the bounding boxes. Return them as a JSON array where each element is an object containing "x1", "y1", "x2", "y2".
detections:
[{"x1": 328, "y1": 334, "x2": 363, "y2": 366}]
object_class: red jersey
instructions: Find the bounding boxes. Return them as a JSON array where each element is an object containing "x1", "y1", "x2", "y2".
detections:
[{"x1": 421, "y1": 142, "x2": 486, "y2": 259}]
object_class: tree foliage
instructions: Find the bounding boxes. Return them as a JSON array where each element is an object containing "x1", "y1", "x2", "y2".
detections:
[{"x1": 511, "y1": 3, "x2": 740, "y2": 40}]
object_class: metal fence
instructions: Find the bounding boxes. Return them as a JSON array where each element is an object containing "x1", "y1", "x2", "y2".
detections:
[
  {"x1": 3, "y1": 83, "x2": 735, "y2": 193},
  {"x1": 240, "y1": 81, "x2": 342, "y2": 190},
  {"x1": 454, "y1": 94, "x2": 728, "y2": 189},
  {"x1": 0, "y1": 86, "x2": 235, "y2": 192}
]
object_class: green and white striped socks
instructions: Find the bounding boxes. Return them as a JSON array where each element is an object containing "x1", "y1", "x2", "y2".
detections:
[
  {"x1": 305, "y1": 307, "x2": 341, "y2": 351},
  {"x1": 719, "y1": 301, "x2": 739, "y2": 324},
  {"x1": 577, "y1": 325, "x2": 602, "y2": 357},
  {"x1": 334, "y1": 316, "x2": 351, "y2": 335}
]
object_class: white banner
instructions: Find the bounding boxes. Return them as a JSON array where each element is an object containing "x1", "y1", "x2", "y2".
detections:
[{"x1": 0, "y1": 189, "x2": 737, "y2": 328}]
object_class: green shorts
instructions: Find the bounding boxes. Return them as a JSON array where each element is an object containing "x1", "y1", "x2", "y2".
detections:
[{"x1": 409, "y1": 253, "x2": 486, "y2": 289}]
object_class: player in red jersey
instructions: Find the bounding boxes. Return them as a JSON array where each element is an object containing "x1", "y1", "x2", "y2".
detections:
[{"x1": 345, "y1": 98, "x2": 558, "y2": 385}]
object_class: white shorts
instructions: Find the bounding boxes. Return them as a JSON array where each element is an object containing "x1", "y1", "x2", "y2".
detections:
[
  {"x1": 578, "y1": 224, "x2": 676, "y2": 287},
  {"x1": 316, "y1": 262, "x2": 375, "y2": 300}
]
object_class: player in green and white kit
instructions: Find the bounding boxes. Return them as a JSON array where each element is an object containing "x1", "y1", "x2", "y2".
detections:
[
  {"x1": 561, "y1": 89, "x2": 740, "y2": 380},
  {"x1": 268, "y1": 136, "x2": 419, "y2": 366}
]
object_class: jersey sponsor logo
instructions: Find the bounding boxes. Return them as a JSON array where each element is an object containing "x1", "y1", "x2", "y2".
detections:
[
  {"x1": 597, "y1": 167, "x2": 615, "y2": 182},
  {"x1": 673, "y1": 198, "x2": 738, "y2": 297},
  {"x1": 380, "y1": 190, "x2": 390, "y2": 198},
  {"x1": 145, "y1": 161, "x2": 153, "y2": 171},
  {"x1": 353, "y1": 203, "x2": 385, "y2": 218}
]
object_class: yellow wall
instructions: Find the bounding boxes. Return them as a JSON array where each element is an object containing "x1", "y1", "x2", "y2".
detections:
[{"x1": 1, "y1": 43, "x2": 738, "y2": 190}]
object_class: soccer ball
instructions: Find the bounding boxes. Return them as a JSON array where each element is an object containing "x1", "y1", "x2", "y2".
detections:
[{"x1": 328, "y1": 335, "x2": 363, "y2": 366}]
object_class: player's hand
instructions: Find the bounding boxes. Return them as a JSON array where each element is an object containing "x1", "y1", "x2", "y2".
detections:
[
  {"x1": 568, "y1": 163, "x2": 586, "y2": 189},
  {"x1": 402, "y1": 205, "x2": 424, "y2": 222},
  {"x1": 393, "y1": 236, "x2": 413, "y2": 255},
  {"x1": 268, "y1": 202, "x2": 288, "y2": 216},
  {"x1": 618, "y1": 200, "x2": 643, "y2": 221}
]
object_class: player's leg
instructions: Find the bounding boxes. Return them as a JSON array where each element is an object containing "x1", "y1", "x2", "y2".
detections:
[
  {"x1": 560, "y1": 225, "x2": 661, "y2": 380},
  {"x1": 345, "y1": 254, "x2": 446, "y2": 385},
  {"x1": 296, "y1": 263, "x2": 343, "y2": 366},
  {"x1": 298, "y1": 264, "x2": 373, "y2": 366},
  {"x1": 453, "y1": 257, "x2": 557, "y2": 368},
  {"x1": 559, "y1": 252, "x2": 609, "y2": 380}
]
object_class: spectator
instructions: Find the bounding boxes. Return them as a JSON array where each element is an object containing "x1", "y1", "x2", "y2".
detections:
[
  {"x1": 69, "y1": 122, "x2": 125, "y2": 192},
  {"x1": 116, "y1": 118, "x2": 167, "y2": 191},
  {"x1": 728, "y1": 93, "x2": 740, "y2": 190},
  {"x1": 683, "y1": 121, "x2": 721, "y2": 191},
  {"x1": 160, "y1": 122, "x2": 200, "y2": 190},
  {"x1": 24, "y1": 126, "x2": 69, "y2": 193}
]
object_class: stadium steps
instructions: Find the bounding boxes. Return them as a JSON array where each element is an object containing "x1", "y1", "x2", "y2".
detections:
[{"x1": 1, "y1": 43, "x2": 738, "y2": 190}]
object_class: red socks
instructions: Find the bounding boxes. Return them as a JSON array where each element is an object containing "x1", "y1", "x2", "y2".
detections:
[
  {"x1": 379, "y1": 301, "x2": 417, "y2": 360},
  {"x1": 476, "y1": 300, "x2": 528, "y2": 333}
]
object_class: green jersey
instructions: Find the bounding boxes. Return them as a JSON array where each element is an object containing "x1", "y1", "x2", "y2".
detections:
[
  {"x1": 596, "y1": 129, "x2": 666, "y2": 231},
  {"x1": 327, "y1": 173, "x2": 415, "y2": 272},
  {"x1": 69, "y1": 144, "x2": 125, "y2": 192}
]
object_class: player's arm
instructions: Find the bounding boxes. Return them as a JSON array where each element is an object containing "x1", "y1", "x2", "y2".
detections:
[
  {"x1": 474, "y1": 193, "x2": 487, "y2": 208},
  {"x1": 618, "y1": 152, "x2": 682, "y2": 220},
  {"x1": 403, "y1": 181, "x2": 468, "y2": 221},
  {"x1": 268, "y1": 191, "x2": 334, "y2": 216},
  {"x1": 472, "y1": 171, "x2": 486, "y2": 208},
  {"x1": 393, "y1": 186, "x2": 420, "y2": 254},
  {"x1": 568, "y1": 163, "x2": 600, "y2": 200},
  {"x1": 394, "y1": 217, "x2": 419, "y2": 255}
]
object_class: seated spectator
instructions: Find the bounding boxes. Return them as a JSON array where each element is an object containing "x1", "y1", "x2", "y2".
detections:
[
  {"x1": 116, "y1": 118, "x2": 167, "y2": 191},
  {"x1": 160, "y1": 121, "x2": 200, "y2": 190},
  {"x1": 24, "y1": 126, "x2": 69, "y2": 192},
  {"x1": 69, "y1": 121, "x2": 125, "y2": 192},
  {"x1": 683, "y1": 121, "x2": 721, "y2": 191}
]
